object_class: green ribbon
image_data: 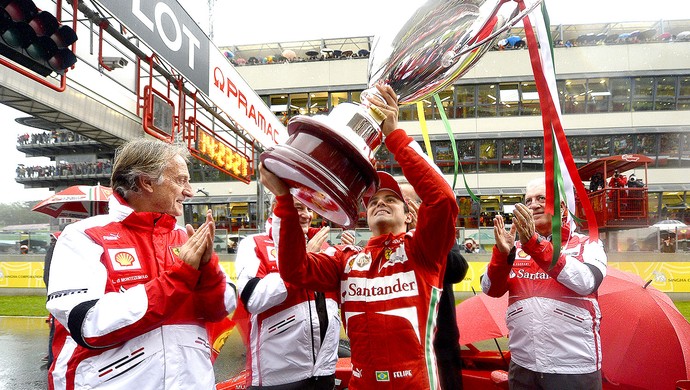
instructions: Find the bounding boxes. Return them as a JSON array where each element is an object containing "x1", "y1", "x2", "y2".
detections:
[{"x1": 433, "y1": 94, "x2": 478, "y2": 202}]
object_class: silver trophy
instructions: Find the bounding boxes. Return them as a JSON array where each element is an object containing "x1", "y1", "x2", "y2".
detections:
[{"x1": 261, "y1": 0, "x2": 541, "y2": 228}]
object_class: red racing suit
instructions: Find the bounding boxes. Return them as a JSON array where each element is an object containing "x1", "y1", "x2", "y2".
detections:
[
  {"x1": 235, "y1": 226, "x2": 340, "y2": 387},
  {"x1": 272, "y1": 129, "x2": 458, "y2": 389},
  {"x1": 481, "y1": 229, "x2": 607, "y2": 374},
  {"x1": 46, "y1": 194, "x2": 237, "y2": 390}
]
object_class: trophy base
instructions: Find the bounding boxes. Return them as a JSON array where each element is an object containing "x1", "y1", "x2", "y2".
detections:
[{"x1": 260, "y1": 118, "x2": 378, "y2": 228}]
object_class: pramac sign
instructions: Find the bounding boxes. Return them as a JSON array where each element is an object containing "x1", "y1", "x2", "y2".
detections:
[{"x1": 94, "y1": 0, "x2": 287, "y2": 147}]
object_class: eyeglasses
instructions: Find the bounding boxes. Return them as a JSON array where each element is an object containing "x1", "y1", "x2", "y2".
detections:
[{"x1": 524, "y1": 195, "x2": 546, "y2": 207}]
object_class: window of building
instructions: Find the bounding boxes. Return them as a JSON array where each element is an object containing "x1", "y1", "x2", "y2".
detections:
[
  {"x1": 568, "y1": 136, "x2": 589, "y2": 163},
  {"x1": 432, "y1": 140, "x2": 455, "y2": 174},
  {"x1": 520, "y1": 81, "x2": 541, "y2": 116},
  {"x1": 458, "y1": 140, "x2": 477, "y2": 173},
  {"x1": 289, "y1": 92, "x2": 309, "y2": 115},
  {"x1": 613, "y1": 134, "x2": 634, "y2": 155},
  {"x1": 330, "y1": 91, "x2": 349, "y2": 108},
  {"x1": 522, "y1": 138, "x2": 543, "y2": 171},
  {"x1": 479, "y1": 139, "x2": 498, "y2": 173},
  {"x1": 678, "y1": 76, "x2": 690, "y2": 110},
  {"x1": 434, "y1": 86, "x2": 454, "y2": 119},
  {"x1": 655, "y1": 76, "x2": 676, "y2": 111},
  {"x1": 420, "y1": 98, "x2": 435, "y2": 120},
  {"x1": 374, "y1": 144, "x2": 391, "y2": 171},
  {"x1": 587, "y1": 78, "x2": 611, "y2": 113},
  {"x1": 454, "y1": 85, "x2": 476, "y2": 118},
  {"x1": 398, "y1": 104, "x2": 418, "y2": 121},
  {"x1": 636, "y1": 134, "x2": 657, "y2": 159},
  {"x1": 269, "y1": 94, "x2": 290, "y2": 124},
  {"x1": 660, "y1": 133, "x2": 681, "y2": 168},
  {"x1": 681, "y1": 134, "x2": 690, "y2": 168},
  {"x1": 477, "y1": 84, "x2": 498, "y2": 117},
  {"x1": 309, "y1": 91, "x2": 329, "y2": 114},
  {"x1": 591, "y1": 135, "x2": 611, "y2": 158},
  {"x1": 498, "y1": 82, "x2": 519, "y2": 117},
  {"x1": 632, "y1": 77, "x2": 654, "y2": 111},
  {"x1": 501, "y1": 138, "x2": 521, "y2": 172},
  {"x1": 479, "y1": 195, "x2": 500, "y2": 227},
  {"x1": 610, "y1": 78, "x2": 631, "y2": 112},
  {"x1": 563, "y1": 79, "x2": 587, "y2": 114}
]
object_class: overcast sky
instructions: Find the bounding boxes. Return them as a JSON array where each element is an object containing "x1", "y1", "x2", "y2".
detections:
[{"x1": 1, "y1": 0, "x2": 688, "y2": 204}]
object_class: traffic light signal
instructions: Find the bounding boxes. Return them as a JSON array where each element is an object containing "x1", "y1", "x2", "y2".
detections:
[{"x1": 0, "y1": 0, "x2": 77, "y2": 76}]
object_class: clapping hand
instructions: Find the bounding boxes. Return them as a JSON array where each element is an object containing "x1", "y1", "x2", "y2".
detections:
[
  {"x1": 307, "y1": 226, "x2": 330, "y2": 253},
  {"x1": 493, "y1": 214, "x2": 516, "y2": 254},
  {"x1": 181, "y1": 209, "x2": 215, "y2": 269},
  {"x1": 512, "y1": 203, "x2": 536, "y2": 244}
]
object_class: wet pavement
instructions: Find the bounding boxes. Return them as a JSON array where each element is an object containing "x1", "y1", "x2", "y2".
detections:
[{"x1": 0, "y1": 316, "x2": 248, "y2": 390}]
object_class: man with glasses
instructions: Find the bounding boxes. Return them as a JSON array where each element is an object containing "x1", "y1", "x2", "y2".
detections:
[
  {"x1": 46, "y1": 138, "x2": 236, "y2": 389},
  {"x1": 481, "y1": 177, "x2": 607, "y2": 390}
]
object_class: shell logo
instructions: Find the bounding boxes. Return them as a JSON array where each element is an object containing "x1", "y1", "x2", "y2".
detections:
[{"x1": 114, "y1": 252, "x2": 136, "y2": 267}]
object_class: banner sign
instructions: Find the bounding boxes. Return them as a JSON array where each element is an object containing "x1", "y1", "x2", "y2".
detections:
[
  {"x1": 190, "y1": 124, "x2": 252, "y2": 183},
  {"x1": 4, "y1": 261, "x2": 689, "y2": 293},
  {"x1": 94, "y1": 0, "x2": 287, "y2": 147}
]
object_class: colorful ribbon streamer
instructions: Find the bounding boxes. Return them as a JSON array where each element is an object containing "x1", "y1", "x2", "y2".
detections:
[{"x1": 519, "y1": 0, "x2": 599, "y2": 268}]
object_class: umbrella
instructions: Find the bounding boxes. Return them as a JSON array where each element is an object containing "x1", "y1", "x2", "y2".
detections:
[
  {"x1": 598, "y1": 268, "x2": 690, "y2": 389},
  {"x1": 456, "y1": 292, "x2": 508, "y2": 345},
  {"x1": 506, "y1": 35, "x2": 522, "y2": 47},
  {"x1": 455, "y1": 269, "x2": 690, "y2": 389},
  {"x1": 281, "y1": 49, "x2": 296, "y2": 61},
  {"x1": 32, "y1": 184, "x2": 113, "y2": 219}
]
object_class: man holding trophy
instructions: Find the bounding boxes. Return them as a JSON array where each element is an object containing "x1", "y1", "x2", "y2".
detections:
[
  {"x1": 257, "y1": 2, "x2": 544, "y2": 388},
  {"x1": 260, "y1": 82, "x2": 459, "y2": 389}
]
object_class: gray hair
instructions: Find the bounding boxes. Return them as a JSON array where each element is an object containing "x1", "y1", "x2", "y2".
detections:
[
  {"x1": 526, "y1": 176, "x2": 546, "y2": 192},
  {"x1": 110, "y1": 138, "x2": 190, "y2": 199}
]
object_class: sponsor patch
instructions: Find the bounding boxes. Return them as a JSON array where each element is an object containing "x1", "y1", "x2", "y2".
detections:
[
  {"x1": 346, "y1": 252, "x2": 372, "y2": 273},
  {"x1": 103, "y1": 233, "x2": 120, "y2": 241},
  {"x1": 108, "y1": 248, "x2": 141, "y2": 270},
  {"x1": 352, "y1": 367, "x2": 362, "y2": 378},
  {"x1": 515, "y1": 269, "x2": 550, "y2": 280},
  {"x1": 378, "y1": 245, "x2": 408, "y2": 271},
  {"x1": 375, "y1": 371, "x2": 390, "y2": 382},
  {"x1": 341, "y1": 271, "x2": 418, "y2": 302},
  {"x1": 268, "y1": 246, "x2": 277, "y2": 261}
]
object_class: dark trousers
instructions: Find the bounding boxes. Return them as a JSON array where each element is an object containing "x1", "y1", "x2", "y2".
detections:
[
  {"x1": 248, "y1": 374, "x2": 335, "y2": 390},
  {"x1": 509, "y1": 361, "x2": 602, "y2": 390},
  {"x1": 47, "y1": 315, "x2": 55, "y2": 366}
]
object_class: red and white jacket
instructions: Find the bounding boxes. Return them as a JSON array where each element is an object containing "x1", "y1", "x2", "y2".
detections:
[
  {"x1": 272, "y1": 129, "x2": 458, "y2": 389},
  {"x1": 46, "y1": 194, "x2": 236, "y2": 390},
  {"x1": 234, "y1": 226, "x2": 340, "y2": 387},
  {"x1": 481, "y1": 230, "x2": 607, "y2": 374}
]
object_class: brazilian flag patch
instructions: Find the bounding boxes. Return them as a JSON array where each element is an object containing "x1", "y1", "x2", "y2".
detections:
[{"x1": 375, "y1": 371, "x2": 390, "y2": 382}]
